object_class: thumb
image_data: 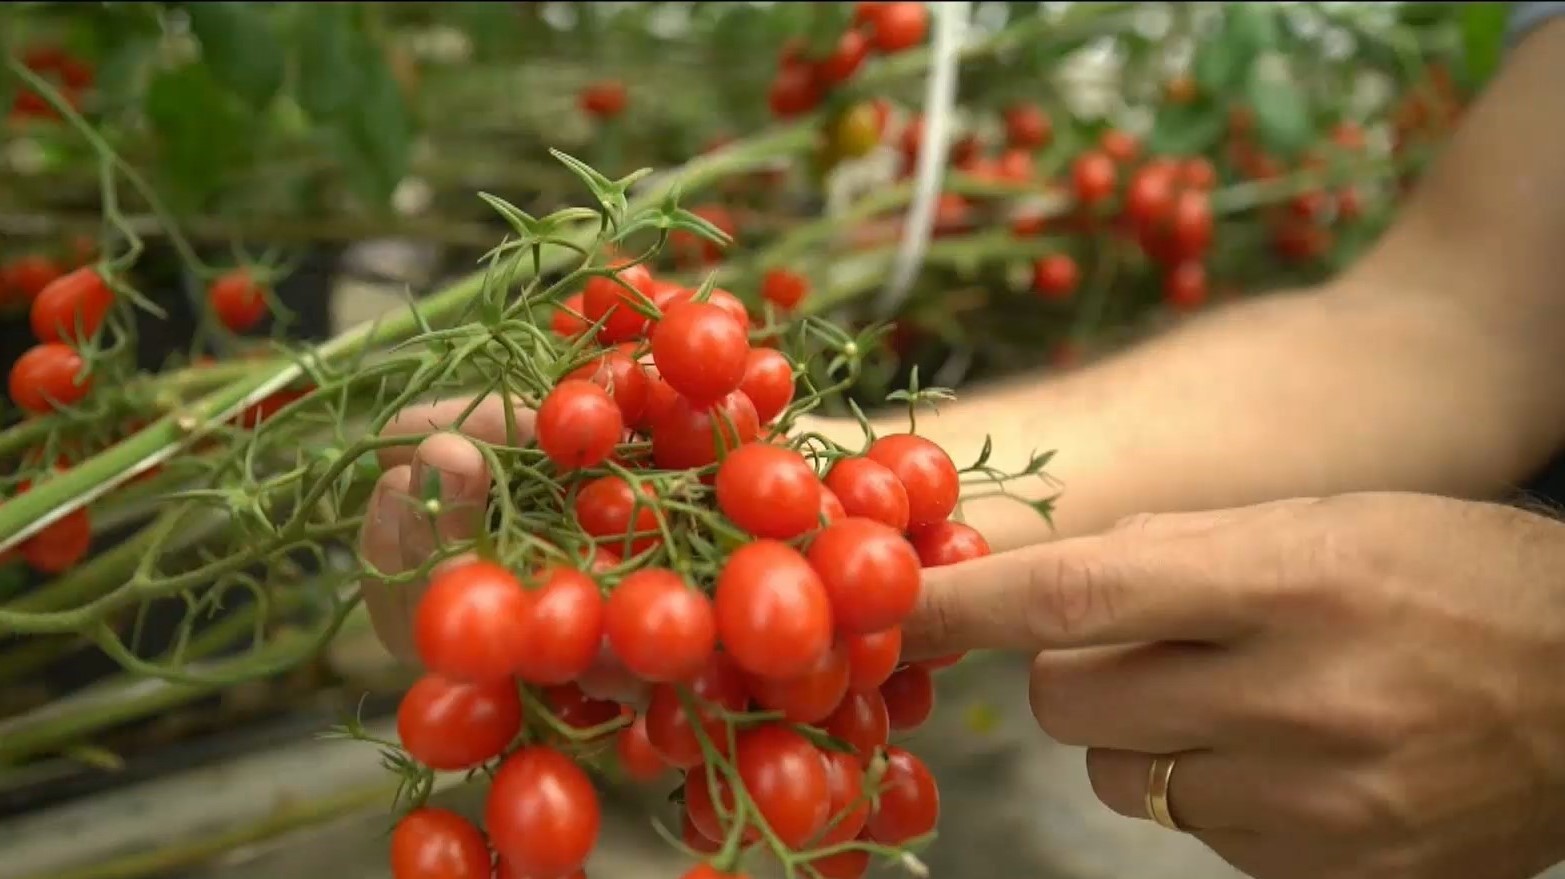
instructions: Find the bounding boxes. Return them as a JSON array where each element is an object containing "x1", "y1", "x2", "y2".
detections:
[{"x1": 900, "y1": 527, "x2": 1257, "y2": 661}]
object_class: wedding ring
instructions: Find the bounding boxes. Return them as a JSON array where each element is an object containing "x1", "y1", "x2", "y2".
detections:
[{"x1": 1145, "y1": 754, "x2": 1184, "y2": 832}]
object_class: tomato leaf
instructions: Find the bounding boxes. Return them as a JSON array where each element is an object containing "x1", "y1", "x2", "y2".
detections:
[
  {"x1": 1147, "y1": 99, "x2": 1226, "y2": 157},
  {"x1": 145, "y1": 62, "x2": 254, "y2": 208},
  {"x1": 1245, "y1": 66, "x2": 1312, "y2": 157},
  {"x1": 292, "y1": 3, "x2": 361, "y2": 122},
  {"x1": 186, "y1": 2, "x2": 285, "y2": 110},
  {"x1": 1459, "y1": 2, "x2": 1511, "y2": 87},
  {"x1": 1228, "y1": 4, "x2": 1279, "y2": 57},
  {"x1": 330, "y1": 34, "x2": 413, "y2": 205}
]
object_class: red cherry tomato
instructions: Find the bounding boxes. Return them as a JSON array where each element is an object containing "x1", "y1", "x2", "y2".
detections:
[
  {"x1": 682, "y1": 766, "x2": 732, "y2": 844},
  {"x1": 909, "y1": 520, "x2": 991, "y2": 568},
  {"x1": 651, "y1": 391, "x2": 760, "y2": 470},
  {"x1": 811, "y1": 850, "x2": 871, "y2": 879},
  {"x1": 670, "y1": 205, "x2": 737, "y2": 267},
  {"x1": 817, "y1": 486, "x2": 848, "y2": 528},
  {"x1": 820, "y1": 750, "x2": 871, "y2": 843},
  {"x1": 412, "y1": 560, "x2": 531, "y2": 683},
  {"x1": 566, "y1": 348, "x2": 650, "y2": 427},
  {"x1": 865, "y1": 433, "x2": 960, "y2": 528},
  {"x1": 823, "y1": 686, "x2": 891, "y2": 760},
  {"x1": 9, "y1": 342, "x2": 90, "y2": 413},
  {"x1": 1125, "y1": 161, "x2": 1177, "y2": 229},
  {"x1": 1169, "y1": 189, "x2": 1213, "y2": 259},
  {"x1": 605, "y1": 568, "x2": 716, "y2": 682},
  {"x1": 552, "y1": 292, "x2": 590, "y2": 339},
  {"x1": 865, "y1": 747, "x2": 939, "y2": 844},
  {"x1": 536, "y1": 379, "x2": 624, "y2": 470},
  {"x1": 817, "y1": 28, "x2": 869, "y2": 86},
  {"x1": 1003, "y1": 104, "x2": 1052, "y2": 149},
  {"x1": 806, "y1": 518, "x2": 922, "y2": 634},
  {"x1": 843, "y1": 627, "x2": 902, "y2": 692},
  {"x1": 389, "y1": 808, "x2": 490, "y2": 879},
  {"x1": 682, "y1": 864, "x2": 747, "y2": 879},
  {"x1": 1071, "y1": 150, "x2": 1118, "y2": 205},
  {"x1": 651, "y1": 301, "x2": 750, "y2": 404},
  {"x1": 735, "y1": 723, "x2": 832, "y2": 848},
  {"x1": 1031, "y1": 254, "x2": 1080, "y2": 302},
  {"x1": 579, "y1": 79, "x2": 627, "y2": 118},
  {"x1": 582, "y1": 263, "x2": 657, "y2": 344},
  {"x1": 574, "y1": 475, "x2": 661, "y2": 557},
  {"x1": 31, "y1": 267, "x2": 112, "y2": 344},
  {"x1": 1163, "y1": 260, "x2": 1208, "y2": 311},
  {"x1": 881, "y1": 664, "x2": 934, "y2": 731},
  {"x1": 513, "y1": 567, "x2": 604, "y2": 685},
  {"x1": 19, "y1": 504, "x2": 91, "y2": 574},
  {"x1": 739, "y1": 348, "x2": 795, "y2": 425},
  {"x1": 715, "y1": 540, "x2": 834, "y2": 681},
  {"x1": 644, "y1": 651, "x2": 750, "y2": 768},
  {"x1": 615, "y1": 713, "x2": 668, "y2": 782},
  {"x1": 996, "y1": 148, "x2": 1035, "y2": 183},
  {"x1": 1099, "y1": 129, "x2": 1141, "y2": 164},
  {"x1": 1179, "y1": 157, "x2": 1218, "y2": 191},
  {"x1": 823, "y1": 457, "x2": 910, "y2": 531},
  {"x1": 715, "y1": 443, "x2": 822, "y2": 539},
  {"x1": 544, "y1": 682, "x2": 622, "y2": 734},
  {"x1": 868, "y1": 3, "x2": 929, "y2": 53},
  {"x1": 3, "y1": 255, "x2": 63, "y2": 302},
  {"x1": 769, "y1": 63, "x2": 822, "y2": 119},
  {"x1": 682, "y1": 811, "x2": 721, "y2": 854},
  {"x1": 485, "y1": 746, "x2": 601, "y2": 878},
  {"x1": 397, "y1": 673, "x2": 522, "y2": 770},
  {"x1": 749, "y1": 643, "x2": 850, "y2": 724},
  {"x1": 761, "y1": 268, "x2": 809, "y2": 310},
  {"x1": 207, "y1": 269, "x2": 269, "y2": 332}
]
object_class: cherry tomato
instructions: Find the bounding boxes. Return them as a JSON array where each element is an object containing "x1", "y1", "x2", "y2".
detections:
[
  {"x1": 749, "y1": 643, "x2": 850, "y2": 724},
  {"x1": 1337, "y1": 186, "x2": 1365, "y2": 220},
  {"x1": 823, "y1": 457, "x2": 910, "y2": 531},
  {"x1": 1125, "y1": 161, "x2": 1177, "y2": 228},
  {"x1": 605, "y1": 568, "x2": 716, "y2": 682},
  {"x1": 761, "y1": 268, "x2": 809, "y2": 310},
  {"x1": 817, "y1": 28, "x2": 869, "y2": 86},
  {"x1": 865, "y1": 434, "x2": 958, "y2": 529},
  {"x1": 553, "y1": 293, "x2": 590, "y2": 339},
  {"x1": 736, "y1": 723, "x2": 832, "y2": 848},
  {"x1": 31, "y1": 267, "x2": 112, "y2": 344},
  {"x1": 1002, "y1": 104, "x2": 1051, "y2": 149},
  {"x1": 1165, "y1": 74, "x2": 1198, "y2": 105},
  {"x1": 820, "y1": 750, "x2": 871, "y2": 843},
  {"x1": 644, "y1": 651, "x2": 750, "y2": 768},
  {"x1": 1071, "y1": 151, "x2": 1117, "y2": 205},
  {"x1": 843, "y1": 627, "x2": 902, "y2": 692},
  {"x1": 20, "y1": 505, "x2": 91, "y2": 574},
  {"x1": 806, "y1": 517, "x2": 922, "y2": 635},
  {"x1": 397, "y1": 673, "x2": 522, "y2": 770},
  {"x1": 496, "y1": 864, "x2": 584, "y2": 879},
  {"x1": 682, "y1": 865, "x2": 746, "y2": 879},
  {"x1": 881, "y1": 665, "x2": 934, "y2": 731},
  {"x1": 996, "y1": 148, "x2": 1035, "y2": 183},
  {"x1": 536, "y1": 380, "x2": 624, "y2": 470},
  {"x1": 854, "y1": 2, "x2": 888, "y2": 27},
  {"x1": 823, "y1": 686, "x2": 890, "y2": 760},
  {"x1": 651, "y1": 301, "x2": 750, "y2": 404},
  {"x1": 868, "y1": 3, "x2": 928, "y2": 53},
  {"x1": 1163, "y1": 260, "x2": 1208, "y2": 311},
  {"x1": 615, "y1": 713, "x2": 667, "y2": 782},
  {"x1": 716, "y1": 443, "x2": 822, "y2": 539},
  {"x1": 582, "y1": 263, "x2": 657, "y2": 344},
  {"x1": 1031, "y1": 254, "x2": 1080, "y2": 302},
  {"x1": 1010, "y1": 210, "x2": 1047, "y2": 237},
  {"x1": 9, "y1": 342, "x2": 90, "y2": 413},
  {"x1": 544, "y1": 682, "x2": 622, "y2": 733},
  {"x1": 683, "y1": 766, "x2": 733, "y2": 844},
  {"x1": 389, "y1": 808, "x2": 490, "y2": 879},
  {"x1": 909, "y1": 520, "x2": 990, "y2": 568},
  {"x1": 769, "y1": 63, "x2": 822, "y2": 119},
  {"x1": 817, "y1": 486, "x2": 848, "y2": 528},
  {"x1": 1099, "y1": 129, "x2": 1141, "y2": 165},
  {"x1": 866, "y1": 747, "x2": 939, "y2": 844},
  {"x1": 682, "y1": 811, "x2": 721, "y2": 854},
  {"x1": 638, "y1": 367, "x2": 680, "y2": 434},
  {"x1": 828, "y1": 100, "x2": 883, "y2": 159},
  {"x1": 1169, "y1": 189, "x2": 1213, "y2": 259},
  {"x1": 811, "y1": 850, "x2": 871, "y2": 879},
  {"x1": 207, "y1": 269, "x2": 269, "y2": 332},
  {"x1": 513, "y1": 567, "x2": 604, "y2": 685},
  {"x1": 670, "y1": 205, "x2": 736, "y2": 267},
  {"x1": 485, "y1": 746, "x2": 601, "y2": 878},
  {"x1": 651, "y1": 390, "x2": 760, "y2": 470},
  {"x1": 566, "y1": 348, "x2": 650, "y2": 427},
  {"x1": 412, "y1": 560, "x2": 531, "y2": 683},
  {"x1": 1331, "y1": 120, "x2": 1366, "y2": 151},
  {"x1": 739, "y1": 348, "x2": 795, "y2": 425},
  {"x1": 2, "y1": 255, "x2": 62, "y2": 302},
  {"x1": 579, "y1": 79, "x2": 627, "y2": 118},
  {"x1": 574, "y1": 474, "x2": 661, "y2": 557},
  {"x1": 715, "y1": 540, "x2": 834, "y2": 680},
  {"x1": 1179, "y1": 157, "x2": 1218, "y2": 191}
]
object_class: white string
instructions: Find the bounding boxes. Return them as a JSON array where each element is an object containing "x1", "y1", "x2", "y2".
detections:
[{"x1": 873, "y1": 0, "x2": 971, "y2": 319}]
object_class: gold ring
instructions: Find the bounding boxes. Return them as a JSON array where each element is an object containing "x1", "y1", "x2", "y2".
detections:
[{"x1": 1145, "y1": 754, "x2": 1184, "y2": 832}]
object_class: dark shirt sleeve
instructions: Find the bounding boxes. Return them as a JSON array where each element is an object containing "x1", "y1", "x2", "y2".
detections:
[{"x1": 1510, "y1": 1, "x2": 1565, "y2": 45}]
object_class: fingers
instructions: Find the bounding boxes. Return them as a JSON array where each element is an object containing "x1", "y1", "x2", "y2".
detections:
[
  {"x1": 361, "y1": 465, "x2": 417, "y2": 664},
  {"x1": 398, "y1": 433, "x2": 494, "y2": 572},
  {"x1": 1028, "y1": 643, "x2": 1249, "y2": 753},
  {"x1": 902, "y1": 521, "x2": 1263, "y2": 659},
  {"x1": 377, "y1": 394, "x2": 534, "y2": 469},
  {"x1": 1084, "y1": 748, "x2": 1254, "y2": 833}
]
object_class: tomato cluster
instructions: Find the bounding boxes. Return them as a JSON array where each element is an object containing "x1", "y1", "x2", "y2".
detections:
[
  {"x1": 390, "y1": 259, "x2": 981, "y2": 878},
  {"x1": 6, "y1": 267, "x2": 113, "y2": 416},
  {"x1": 767, "y1": 3, "x2": 928, "y2": 121},
  {"x1": 7, "y1": 45, "x2": 94, "y2": 123}
]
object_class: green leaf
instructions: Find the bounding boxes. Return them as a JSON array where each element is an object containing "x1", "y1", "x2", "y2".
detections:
[
  {"x1": 1228, "y1": 4, "x2": 1279, "y2": 57},
  {"x1": 187, "y1": 2, "x2": 285, "y2": 109},
  {"x1": 1192, "y1": 33, "x2": 1249, "y2": 94},
  {"x1": 1147, "y1": 99, "x2": 1226, "y2": 156},
  {"x1": 292, "y1": 3, "x2": 360, "y2": 121},
  {"x1": 145, "y1": 62, "x2": 254, "y2": 207},
  {"x1": 1245, "y1": 66, "x2": 1311, "y2": 157},
  {"x1": 1460, "y1": 2, "x2": 1512, "y2": 86},
  {"x1": 332, "y1": 34, "x2": 413, "y2": 204}
]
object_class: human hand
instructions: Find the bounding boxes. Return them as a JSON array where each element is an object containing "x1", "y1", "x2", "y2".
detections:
[{"x1": 903, "y1": 493, "x2": 1565, "y2": 879}]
